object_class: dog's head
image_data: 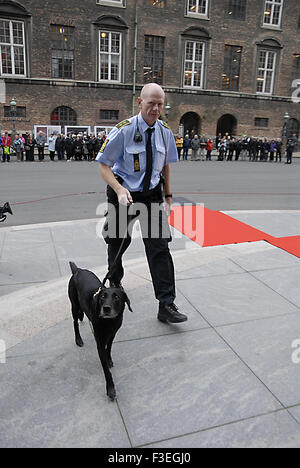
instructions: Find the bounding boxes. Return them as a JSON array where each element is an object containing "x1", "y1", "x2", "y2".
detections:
[{"x1": 92, "y1": 284, "x2": 133, "y2": 320}]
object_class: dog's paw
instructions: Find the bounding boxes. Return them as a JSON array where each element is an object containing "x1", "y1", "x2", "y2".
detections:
[
  {"x1": 107, "y1": 386, "x2": 116, "y2": 401},
  {"x1": 108, "y1": 358, "x2": 114, "y2": 368},
  {"x1": 76, "y1": 337, "x2": 84, "y2": 347}
]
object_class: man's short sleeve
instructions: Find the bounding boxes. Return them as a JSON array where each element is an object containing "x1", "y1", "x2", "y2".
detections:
[
  {"x1": 166, "y1": 131, "x2": 178, "y2": 165},
  {"x1": 95, "y1": 127, "x2": 124, "y2": 167}
]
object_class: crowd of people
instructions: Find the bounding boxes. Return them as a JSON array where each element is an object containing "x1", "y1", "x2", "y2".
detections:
[
  {"x1": 1, "y1": 128, "x2": 298, "y2": 165},
  {"x1": 175, "y1": 132, "x2": 298, "y2": 164},
  {"x1": 0, "y1": 131, "x2": 107, "y2": 163}
]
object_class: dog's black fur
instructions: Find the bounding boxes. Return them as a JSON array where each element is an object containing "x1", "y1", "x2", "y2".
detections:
[{"x1": 68, "y1": 262, "x2": 132, "y2": 401}]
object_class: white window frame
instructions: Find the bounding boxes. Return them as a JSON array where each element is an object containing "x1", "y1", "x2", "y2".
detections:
[
  {"x1": 94, "y1": 125, "x2": 114, "y2": 136},
  {"x1": 96, "y1": 0, "x2": 126, "y2": 7},
  {"x1": 99, "y1": 30, "x2": 122, "y2": 83},
  {"x1": 256, "y1": 49, "x2": 277, "y2": 95},
  {"x1": 263, "y1": 0, "x2": 283, "y2": 27},
  {"x1": 186, "y1": 0, "x2": 209, "y2": 18},
  {"x1": 183, "y1": 40, "x2": 205, "y2": 89},
  {"x1": 0, "y1": 19, "x2": 26, "y2": 77}
]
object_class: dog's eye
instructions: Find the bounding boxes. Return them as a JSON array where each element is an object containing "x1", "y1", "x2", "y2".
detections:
[{"x1": 113, "y1": 294, "x2": 120, "y2": 302}]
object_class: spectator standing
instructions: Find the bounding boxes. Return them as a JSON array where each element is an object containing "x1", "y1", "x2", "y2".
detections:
[
  {"x1": 269, "y1": 140, "x2": 277, "y2": 162},
  {"x1": 199, "y1": 134, "x2": 208, "y2": 161},
  {"x1": 191, "y1": 135, "x2": 201, "y2": 161},
  {"x1": 275, "y1": 139, "x2": 282, "y2": 163},
  {"x1": 182, "y1": 134, "x2": 190, "y2": 161},
  {"x1": 13, "y1": 134, "x2": 24, "y2": 162},
  {"x1": 65, "y1": 134, "x2": 74, "y2": 161},
  {"x1": 2, "y1": 131, "x2": 12, "y2": 162},
  {"x1": 55, "y1": 134, "x2": 64, "y2": 161},
  {"x1": 175, "y1": 135, "x2": 183, "y2": 161},
  {"x1": 218, "y1": 138, "x2": 226, "y2": 161},
  {"x1": 48, "y1": 133, "x2": 57, "y2": 161},
  {"x1": 286, "y1": 135, "x2": 297, "y2": 164},
  {"x1": 206, "y1": 138, "x2": 213, "y2": 161},
  {"x1": 73, "y1": 135, "x2": 83, "y2": 161},
  {"x1": 36, "y1": 131, "x2": 46, "y2": 161}
]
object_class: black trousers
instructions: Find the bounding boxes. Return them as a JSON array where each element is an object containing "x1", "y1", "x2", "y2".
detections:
[{"x1": 104, "y1": 181, "x2": 176, "y2": 306}]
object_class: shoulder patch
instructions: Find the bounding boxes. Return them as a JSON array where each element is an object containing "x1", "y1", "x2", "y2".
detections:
[
  {"x1": 115, "y1": 120, "x2": 131, "y2": 130},
  {"x1": 162, "y1": 121, "x2": 172, "y2": 130},
  {"x1": 100, "y1": 139, "x2": 109, "y2": 153}
]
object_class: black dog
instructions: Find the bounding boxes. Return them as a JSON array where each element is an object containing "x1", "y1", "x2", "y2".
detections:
[
  {"x1": 68, "y1": 262, "x2": 132, "y2": 401},
  {"x1": 0, "y1": 202, "x2": 13, "y2": 223}
]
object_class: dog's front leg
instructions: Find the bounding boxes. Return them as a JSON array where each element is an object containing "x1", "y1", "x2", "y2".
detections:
[{"x1": 96, "y1": 339, "x2": 116, "y2": 401}]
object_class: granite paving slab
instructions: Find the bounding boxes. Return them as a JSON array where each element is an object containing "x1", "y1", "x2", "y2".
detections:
[
  {"x1": 0, "y1": 319, "x2": 130, "y2": 448},
  {"x1": 146, "y1": 410, "x2": 300, "y2": 448},
  {"x1": 216, "y1": 313, "x2": 300, "y2": 407},
  {"x1": 114, "y1": 329, "x2": 281, "y2": 447},
  {"x1": 252, "y1": 266, "x2": 300, "y2": 309},
  {"x1": 177, "y1": 272, "x2": 299, "y2": 327}
]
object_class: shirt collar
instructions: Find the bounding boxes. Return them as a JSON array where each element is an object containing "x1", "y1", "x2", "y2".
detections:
[{"x1": 138, "y1": 112, "x2": 159, "y2": 133}]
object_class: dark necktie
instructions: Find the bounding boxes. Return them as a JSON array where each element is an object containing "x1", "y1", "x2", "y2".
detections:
[{"x1": 143, "y1": 127, "x2": 154, "y2": 193}]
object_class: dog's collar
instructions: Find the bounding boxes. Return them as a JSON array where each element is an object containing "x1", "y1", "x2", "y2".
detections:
[{"x1": 93, "y1": 286, "x2": 103, "y2": 298}]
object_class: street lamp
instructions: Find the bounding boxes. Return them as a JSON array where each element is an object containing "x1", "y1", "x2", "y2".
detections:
[
  {"x1": 10, "y1": 97, "x2": 17, "y2": 134},
  {"x1": 165, "y1": 102, "x2": 171, "y2": 124},
  {"x1": 282, "y1": 111, "x2": 290, "y2": 154}
]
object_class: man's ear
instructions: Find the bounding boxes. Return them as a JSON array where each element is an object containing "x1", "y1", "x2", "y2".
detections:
[{"x1": 123, "y1": 291, "x2": 133, "y2": 312}]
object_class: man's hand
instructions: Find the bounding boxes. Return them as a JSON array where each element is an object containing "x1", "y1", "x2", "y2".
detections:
[
  {"x1": 116, "y1": 186, "x2": 133, "y2": 206},
  {"x1": 164, "y1": 197, "x2": 172, "y2": 217}
]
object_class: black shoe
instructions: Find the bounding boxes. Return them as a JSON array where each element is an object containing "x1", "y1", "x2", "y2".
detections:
[
  {"x1": 3, "y1": 202, "x2": 13, "y2": 216},
  {"x1": 157, "y1": 303, "x2": 188, "y2": 323}
]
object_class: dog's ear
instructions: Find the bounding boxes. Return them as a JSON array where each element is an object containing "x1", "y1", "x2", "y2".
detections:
[
  {"x1": 92, "y1": 286, "x2": 102, "y2": 312},
  {"x1": 123, "y1": 291, "x2": 133, "y2": 312}
]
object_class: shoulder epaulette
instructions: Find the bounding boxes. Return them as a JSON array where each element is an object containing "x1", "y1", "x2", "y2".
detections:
[
  {"x1": 115, "y1": 119, "x2": 131, "y2": 130},
  {"x1": 161, "y1": 120, "x2": 172, "y2": 130}
]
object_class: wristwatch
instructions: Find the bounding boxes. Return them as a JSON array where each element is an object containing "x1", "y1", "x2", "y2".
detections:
[{"x1": 165, "y1": 194, "x2": 173, "y2": 199}]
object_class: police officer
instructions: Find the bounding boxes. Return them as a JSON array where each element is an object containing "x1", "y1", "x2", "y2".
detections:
[{"x1": 96, "y1": 83, "x2": 187, "y2": 324}]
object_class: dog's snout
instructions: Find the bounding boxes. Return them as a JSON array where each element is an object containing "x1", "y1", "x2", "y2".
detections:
[{"x1": 103, "y1": 305, "x2": 111, "y2": 315}]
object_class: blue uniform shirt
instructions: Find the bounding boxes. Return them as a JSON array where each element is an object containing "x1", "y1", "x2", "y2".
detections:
[{"x1": 96, "y1": 113, "x2": 178, "y2": 192}]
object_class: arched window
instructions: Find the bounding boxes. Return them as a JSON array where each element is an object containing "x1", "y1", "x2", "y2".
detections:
[
  {"x1": 216, "y1": 114, "x2": 237, "y2": 137},
  {"x1": 51, "y1": 106, "x2": 77, "y2": 127},
  {"x1": 287, "y1": 118, "x2": 300, "y2": 140}
]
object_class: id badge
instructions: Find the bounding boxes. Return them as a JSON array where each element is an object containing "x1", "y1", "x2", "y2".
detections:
[{"x1": 133, "y1": 152, "x2": 140, "y2": 172}]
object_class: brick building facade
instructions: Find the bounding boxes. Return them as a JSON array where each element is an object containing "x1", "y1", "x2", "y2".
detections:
[{"x1": 0, "y1": 0, "x2": 300, "y2": 139}]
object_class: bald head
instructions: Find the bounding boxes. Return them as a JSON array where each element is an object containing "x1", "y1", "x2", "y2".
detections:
[{"x1": 138, "y1": 83, "x2": 165, "y2": 126}]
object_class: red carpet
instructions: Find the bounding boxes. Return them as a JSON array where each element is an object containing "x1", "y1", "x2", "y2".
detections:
[{"x1": 169, "y1": 206, "x2": 300, "y2": 259}]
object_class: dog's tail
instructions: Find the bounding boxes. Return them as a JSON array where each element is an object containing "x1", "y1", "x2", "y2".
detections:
[{"x1": 69, "y1": 261, "x2": 79, "y2": 275}]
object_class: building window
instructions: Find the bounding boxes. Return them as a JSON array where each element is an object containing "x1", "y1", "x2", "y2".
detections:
[
  {"x1": 256, "y1": 50, "x2": 276, "y2": 94},
  {"x1": 292, "y1": 54, "x2": 300, "y2": 81},
  {"x1": 51, "y1": 106, "x2": 77, "y2": 127},
  {"x1": 222, "y1": 45, "x2": 242, "y2": 91},
  {"x1": 226, "y1": 0, "x2": 246, "y2": 20},
  {"x1": 263, "y1": 0, "x2": 283, "y2": 27},
  {"x1": 100, "y1": 109, "x2": 119, "y2": 121},
  {"x1": 99, "y1": 31, "x2": 121, "y2": 82},
  {"x1": 96, "y1": 0, "x2": 125, "y2": 6},
  {"x1": 254, "y1": 117, "x2": 269, "y2": 128},
  {"x1": 0, "y1": 19, "x2": 26, "y2": 76},
  {"x1": 144, "y1": 35, "x2": 165, "y2": 84},
  {"x1": 184, "y1": 40, "x2": 205, "y2": 88},
  {"x1": 148, "y1": 0, "x2": 165, "y2": 7},
  {"x1": 4, "y1": 105, "x2": 26, "y2": 118},
  {"x1": 187, "y1": 0, "x2": 209, "y2": 17},
  {"x1": 51, "y1": 25, "x2": 75, "y2": 80}
]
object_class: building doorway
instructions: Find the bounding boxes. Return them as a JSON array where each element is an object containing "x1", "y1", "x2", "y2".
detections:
[
  {"x1": 180, "y1": 112, "x2": 201, "y2": 137},
  {"x1": 287, "y1": 118, "x2": 300, "y2": 140},
  {"x1": 216, "y1": 114, "x2": 237, "y2": 137}
]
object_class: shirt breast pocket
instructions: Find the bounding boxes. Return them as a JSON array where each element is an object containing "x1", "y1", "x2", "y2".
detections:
[
  {"x1": 154, "y1": 145, "x2": 166, "y2": 172},
  {"x1": 124, "y1": 144, "x2": 146, "y2": 173}
]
